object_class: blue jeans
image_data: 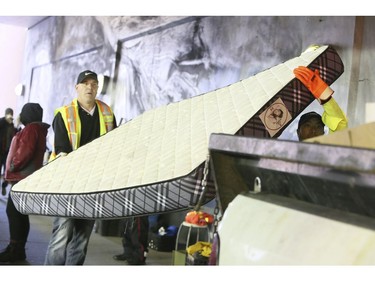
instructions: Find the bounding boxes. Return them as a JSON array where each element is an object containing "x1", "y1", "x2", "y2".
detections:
[{"x1": 44, "y1": 217, "x2": 95, "y2": 265}]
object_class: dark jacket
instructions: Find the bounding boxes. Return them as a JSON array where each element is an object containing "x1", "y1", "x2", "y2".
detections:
[
  {"x1": 0, "y1": 117, "x2": 16, "y2": 156},
  {"x1": 5, "y1": 103, "x2": 50, "y2": 182}
]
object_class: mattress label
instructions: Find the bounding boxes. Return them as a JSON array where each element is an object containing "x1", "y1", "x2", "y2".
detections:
[{"x1": 259, "y1": 97, "x2": 292, "y2": 137}]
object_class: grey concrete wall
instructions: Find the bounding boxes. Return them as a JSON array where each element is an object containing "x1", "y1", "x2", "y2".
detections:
[{"x1": 17, "y1": 16, "x2": 373, "y2": 147}]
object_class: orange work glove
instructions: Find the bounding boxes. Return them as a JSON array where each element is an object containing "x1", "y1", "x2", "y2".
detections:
[{"x1": 293, "y1": 66, "x2": 334, "y2": 103}]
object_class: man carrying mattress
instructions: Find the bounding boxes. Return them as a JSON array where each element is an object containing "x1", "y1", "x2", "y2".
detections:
[
  {"x1": 44, "y1": 70, "x2": 117, "y2": 265},
  {"x1": 293, "y1": 66, "x2": 348, "y2": 141}
]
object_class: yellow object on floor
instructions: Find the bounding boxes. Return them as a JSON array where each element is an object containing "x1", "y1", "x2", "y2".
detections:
[{"x1": 187, "y1": 241, "x2": 212, "y2": 257}]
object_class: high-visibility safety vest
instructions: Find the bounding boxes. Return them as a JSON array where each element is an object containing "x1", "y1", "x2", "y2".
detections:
[
  {"x1": 322, "y1": 97, "x2": 348, "y2": 134},
  {"x1": 49, "y1": 98, "x2": 114, "y2": 162}
]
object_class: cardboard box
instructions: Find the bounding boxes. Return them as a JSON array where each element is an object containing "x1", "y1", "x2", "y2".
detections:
[{"x1": 305, "y1": 122, "x2": 375, "y2": 149}]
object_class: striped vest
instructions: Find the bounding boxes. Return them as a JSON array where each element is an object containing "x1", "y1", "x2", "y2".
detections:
[{"x1": 49, "y1": 98, "x2": 114, "y2": 161}]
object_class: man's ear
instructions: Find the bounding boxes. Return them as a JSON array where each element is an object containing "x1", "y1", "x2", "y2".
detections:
[{"x1": 296, "y1": 128, "x2": 302, "y2": 141}]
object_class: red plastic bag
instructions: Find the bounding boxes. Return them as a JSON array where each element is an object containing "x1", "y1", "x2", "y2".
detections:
[{"x1": 185, "y1": 211, "x2": 214, "y2": 226}]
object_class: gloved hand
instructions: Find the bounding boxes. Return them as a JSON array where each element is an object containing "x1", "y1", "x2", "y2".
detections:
[{"x1": 293, "y1": 66, "x2": 334, "y2": 103}]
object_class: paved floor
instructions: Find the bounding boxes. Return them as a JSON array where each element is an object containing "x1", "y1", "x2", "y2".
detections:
[{"x1": 0, "y1": 186, "x2": 173, "y2": 266}]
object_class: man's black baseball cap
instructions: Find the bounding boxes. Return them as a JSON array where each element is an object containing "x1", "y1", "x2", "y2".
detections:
[{"x1": 76, "y1": 70, "x2": 98, "y2": 84}]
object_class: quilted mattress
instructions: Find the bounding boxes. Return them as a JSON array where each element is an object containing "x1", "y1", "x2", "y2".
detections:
[{"x1": 10, "y1": 45, "x2": 344, "y2": 219}]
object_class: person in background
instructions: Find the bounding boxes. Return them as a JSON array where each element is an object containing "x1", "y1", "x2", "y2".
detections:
[
  {"x1": 0, "y1": 108, "x2": 17, "y2": 196},
  {"x1": 0, "y1": 103, "x2": 49, "y2": 263},
  {"x1": 113, "y1": 216, "x2": 149, "y2": 265},
  {"x1": 44, "y1": 70, "x2": 117, "y2": 265},
  {"x1": 293, "y1": 65, "x2": 348, "y2": 141}
]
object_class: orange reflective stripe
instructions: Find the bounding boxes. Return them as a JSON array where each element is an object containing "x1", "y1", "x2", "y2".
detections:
[
  {"x1": 96, "y1": 100, "x2": 114, "y2": 134},
  {"x1": 65, "y1": 101, "x2": 79, "y2": 150},
  {"x1": 65, "y1": 106, "x2": 74, "y2": 148}
]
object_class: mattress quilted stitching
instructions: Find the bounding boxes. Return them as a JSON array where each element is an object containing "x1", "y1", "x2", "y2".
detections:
[
  {"x1": 10, "y1": 45, "x2": 346, "y2": 218},
  {"x1": 13, "y1": 46, "x2": 328, "y2": 195}
]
